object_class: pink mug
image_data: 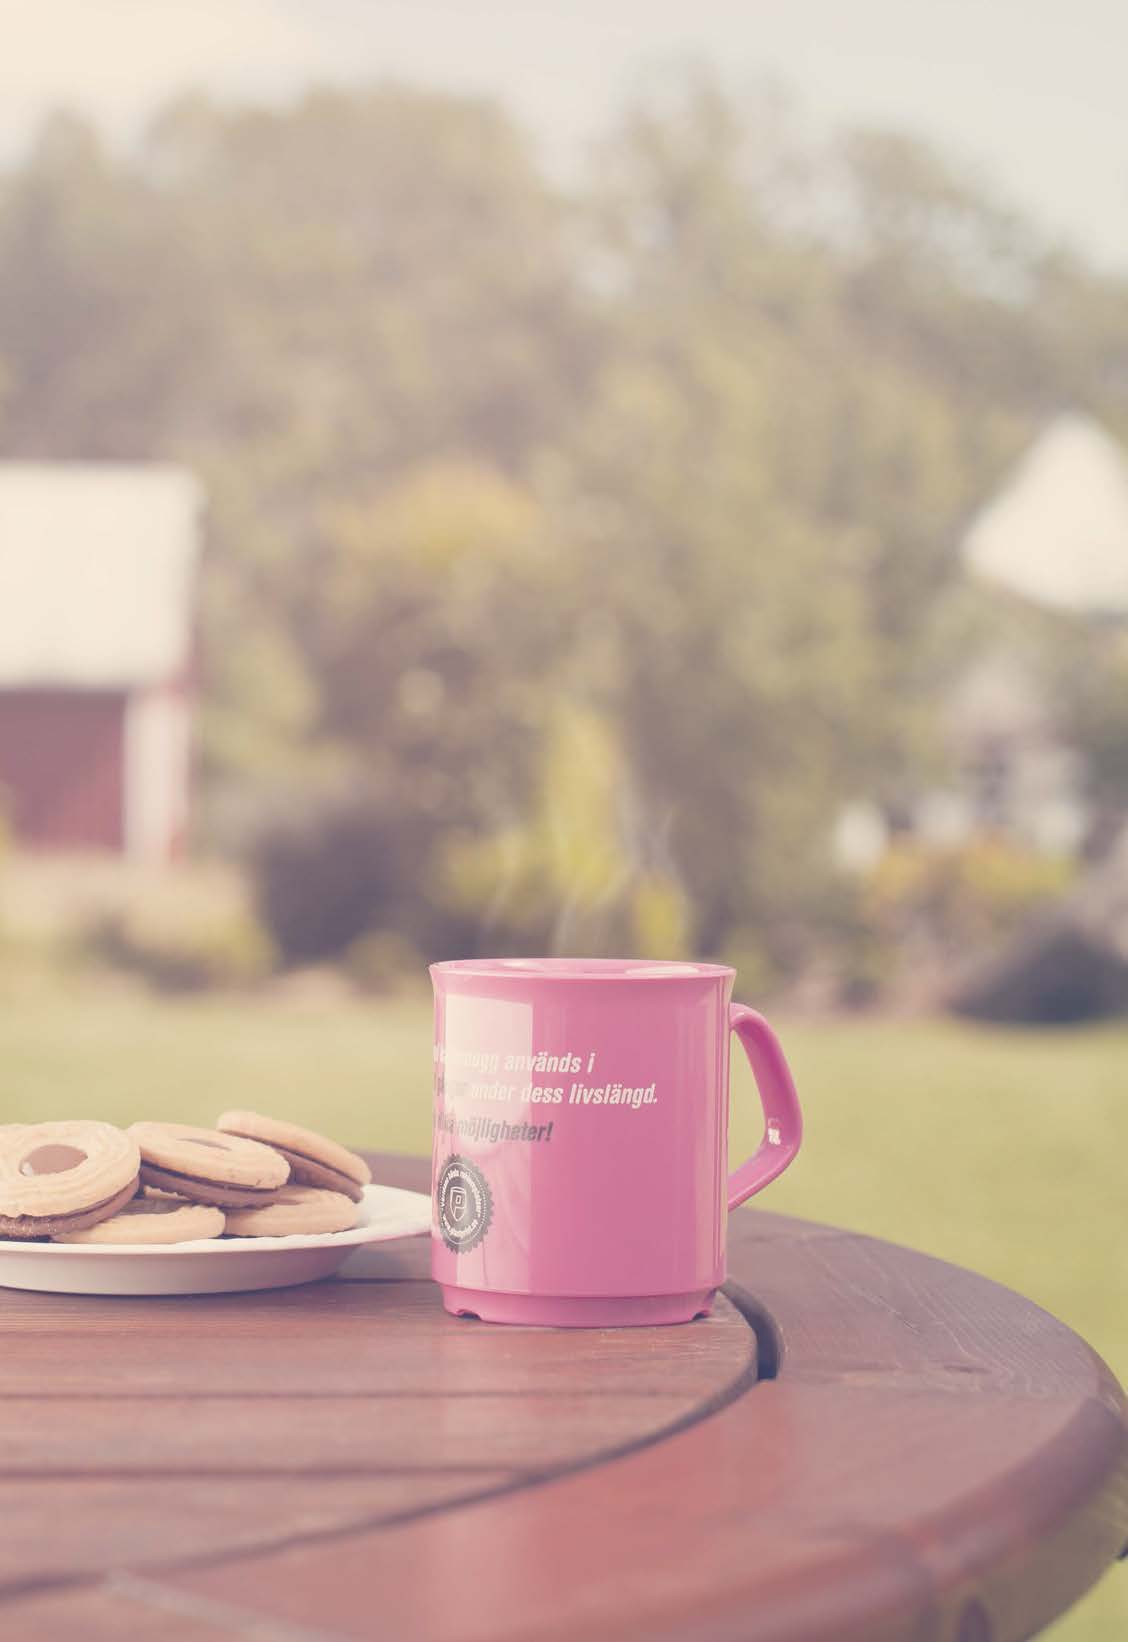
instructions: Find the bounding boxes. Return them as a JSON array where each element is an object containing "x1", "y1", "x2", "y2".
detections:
[{"x1": 430, "y1": 958, "x2": 802, "y2": 1326}]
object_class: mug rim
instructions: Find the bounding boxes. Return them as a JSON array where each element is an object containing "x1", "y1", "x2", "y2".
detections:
[{"x1": 430, "y1": 957, "x2": 736, "y2": 982}]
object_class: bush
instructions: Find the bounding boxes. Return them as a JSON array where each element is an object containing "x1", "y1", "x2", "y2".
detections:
[
  {"x1": 951, "y1": 922, "x2": 1128, "y2": 1024},
  {"x1": 247, "y1": 784, "x2": 470, "y2": 967},
  {"x1": 344, "y1": 930, "x2": 425, "y2": 994},
  {"x1": 89, "y1": 871, "x2": 274, "y2": 992},
  {"x1": 864, "y1": 838, "x2": 1074, "y2": 955}
]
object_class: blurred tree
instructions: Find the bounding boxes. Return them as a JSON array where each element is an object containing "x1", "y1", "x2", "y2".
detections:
[
  {"x1": 142, "y1": 85, "x2": 598, "y2": 474},
  {"x1": 1046, "y1": 623, "x2": 1128, "y2": 855},
  {"x1": 0, "y1": 112, "x2": 217, "y2": 455},
  {"x1": 552, "y1": 83, "x2": 1026, "y2": 960},
  {"x1": 3, "y1": 75, "x2": 1128, "y2": 973},
  {"x1": 315, "y1": 460, "x2": 559, "y2": 822},
  {"x1": 245, "y1": 461, "x2": 571, "y2": 959},
  {"x1": 140, "y1": 89, "x2": 599, "y2": 806}
]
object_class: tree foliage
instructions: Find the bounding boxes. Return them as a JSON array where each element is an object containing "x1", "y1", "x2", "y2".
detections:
[{"x1": 1, "y1": 78, "x2": 1125, "y2": 969}]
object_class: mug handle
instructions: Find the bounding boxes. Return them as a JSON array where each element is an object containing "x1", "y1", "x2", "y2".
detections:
[{"x1": 727, "y1": 1004, "x2": 803, "y2": 1211}]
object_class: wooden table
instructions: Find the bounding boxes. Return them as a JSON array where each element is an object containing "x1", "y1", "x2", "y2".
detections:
[{"x1": 3, "y1": 1153, "x2": 1126, "y2": 1642}]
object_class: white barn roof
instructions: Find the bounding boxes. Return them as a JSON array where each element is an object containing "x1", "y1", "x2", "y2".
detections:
[
  {"x1": 963, "y1": 414, "x2": 1128, "y2": 614},
  {"x1": 0, "y1": 463, "x2": 202, "y2": 689}
]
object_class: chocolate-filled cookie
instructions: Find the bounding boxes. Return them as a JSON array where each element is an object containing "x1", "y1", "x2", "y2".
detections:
[
  {"x1": 224, "y1": 1185, "x2": 360, "y2": 1238},
  {"x1": 128, "y1": 1122, "x2": 289, "y2": 1208},
  {"x1": 55, "y1": 1195, "x2": 224, "y2": 1245},
  {"x1": 0, "y1": 1121, "x2": 140, "y2": 1239},
  {"x1": 216, "y1": 1110, "x2": 371, "y2": 1203}
]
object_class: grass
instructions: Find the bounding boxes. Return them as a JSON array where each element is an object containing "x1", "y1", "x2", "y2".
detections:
[{"x1": 0, "y1": 985, "x2": 1124, "y2": 1639}]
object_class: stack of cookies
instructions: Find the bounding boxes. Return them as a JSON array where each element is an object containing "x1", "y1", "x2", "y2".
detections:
[{"x1": 0, "y1": 1112, "x2": 372, "y2": 1245}]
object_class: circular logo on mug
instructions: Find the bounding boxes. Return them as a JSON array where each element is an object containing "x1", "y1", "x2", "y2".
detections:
[{"x1": 436, "y1": 1155, "x2": 493, "y2": 1253}]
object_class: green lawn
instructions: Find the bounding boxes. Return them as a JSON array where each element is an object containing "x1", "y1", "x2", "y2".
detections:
[{"x1": 1, "y1": 988, "x2": 1124, "y2": 1639}]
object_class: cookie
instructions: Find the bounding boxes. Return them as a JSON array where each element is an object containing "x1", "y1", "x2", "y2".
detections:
[
  {"x1": 128, "y1": 1122, "x2": 290, "y2": 1208},
  {"x1": 0, "y1": 1121, "x2": 140, "y2": 1240},
  {"x1": 224, "y1": 1185, "x2": 361, "y2": 1238},
  {"x1": 54, "y1": 1195, "x2": 225, "y2": 1245},
  {"x1": 216, "y1": 1110, "x2": 371, "y2": 1204}
]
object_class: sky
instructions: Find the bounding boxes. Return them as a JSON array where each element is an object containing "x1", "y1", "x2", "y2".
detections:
[{"x1": 1, "y1": 0, "x2": 1126, "y2": 269}]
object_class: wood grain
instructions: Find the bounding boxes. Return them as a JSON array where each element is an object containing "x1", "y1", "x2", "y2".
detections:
[
  {"x1": 142, "y1": 1379, "x2": 1128, "y2": 1642},
  {"x1": 0, "y1": 1248, "x2": 753, "y2": 1608},
  {"x1": 0, "y1": 1281, "x2": 752, "y2": 1398},
  {"x1": 726, "y1": 1220, "x2": 1124, "y2": 1401},
  {"x1": 0, "y1": 1473, "x2": 515, "y2": 1596},
  {"x1": 0, "y1": 1389, "x2": 714, "y2": 1474},
  {"x1": 3, "y1": 1581, "x2": 258, "y2": 1642},
  {"x1": 1, "y1": 1150, "x2": 1124, "y2": 1642}
]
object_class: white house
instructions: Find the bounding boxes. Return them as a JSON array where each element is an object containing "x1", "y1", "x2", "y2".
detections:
[
  {"x1": 964, "y1": 413, "x2": 1128, "y2": 616},
  {"x1": 835, "y1": 414, "x2": 1128, "y2": 868},
  {"x1": 0, "y1": 464, "x2": 203, "y2": 863}
]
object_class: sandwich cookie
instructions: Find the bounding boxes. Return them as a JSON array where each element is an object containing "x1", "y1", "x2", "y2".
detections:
[
  {"x1": 217, "y1": 1110, "x2": 371, "y2": 1203},
  {"x1": 0, "y1": 1121, "x2": 140, "y2": 1240},
  {"x1": 128, "y1": 1122, "x2": 290, "y2": 1208},
  {"x1": 54, "y1": 1196, "x2": 225, "y2": 1245},
  {"x1": 224, "y1": 1185, "x2": 361, "y2": 1238}
]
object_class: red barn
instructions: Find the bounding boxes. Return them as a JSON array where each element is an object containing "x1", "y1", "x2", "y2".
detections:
[{"x1": 0, "y1": 464, "x2": 202, "y2": 863}]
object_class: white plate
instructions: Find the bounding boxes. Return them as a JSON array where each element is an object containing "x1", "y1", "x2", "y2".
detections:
[{"x1": 0, "y1": 1184, "x2": 432, "y2": 1296}]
